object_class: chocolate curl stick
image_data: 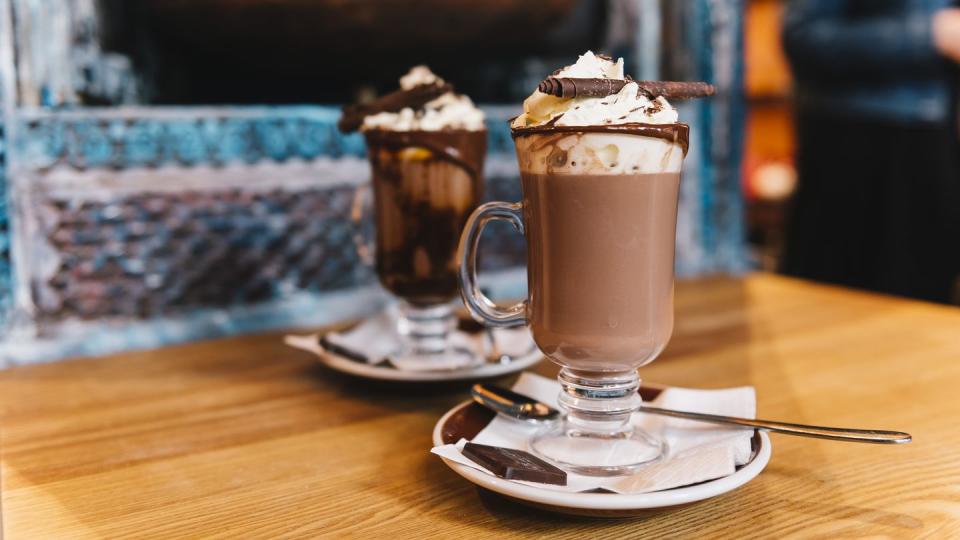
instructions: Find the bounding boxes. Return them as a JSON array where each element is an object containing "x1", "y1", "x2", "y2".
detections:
[
  {"x1": 635, "y1": 81, "x2": 716, "y2": 100},
  {"x1": 538, "y1": 77, "x2": 716, "y2": 100},
  {"x1": 537, "y1": 77, "x2": 628, "y2": 98},
  {"x1": 338, "y1": 82, "x2": 453, "y2": 133}
]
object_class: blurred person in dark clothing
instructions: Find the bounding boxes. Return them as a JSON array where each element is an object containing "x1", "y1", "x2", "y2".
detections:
[{"x1": 782, "y1": 1, "x2": 960, "y2": 303}]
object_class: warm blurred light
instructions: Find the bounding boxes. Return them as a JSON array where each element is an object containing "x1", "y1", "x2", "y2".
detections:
[
  {"x1": 752, "y1": 161, "x2": 796, "y2": 201},
  {"x1": 745, "y1": 0, "x2": 792, "y2": 99},
  {"x1": 743, "y1": 0, "x2": 794, "y2": 202}
]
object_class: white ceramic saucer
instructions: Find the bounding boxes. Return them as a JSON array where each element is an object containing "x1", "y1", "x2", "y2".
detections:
[
  {"x1": 432, "y1": 398, "x2": 772, "y2": 517},
  {"x1": 285, "y1": 314, "x2": 542, "y2": 382}
]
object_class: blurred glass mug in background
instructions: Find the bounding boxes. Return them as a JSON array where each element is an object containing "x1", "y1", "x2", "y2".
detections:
[
  {"x1": 353, "y1": 128, "x2": 487, "y2": 367},
  {"x1": 458, "y1": 123, "x2": 686, "y2": 475}
]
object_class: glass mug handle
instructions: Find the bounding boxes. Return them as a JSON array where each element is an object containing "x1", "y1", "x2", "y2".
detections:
[
  {"x1": 350, "y1": 182, "x2": 375, "y2": 266},
  {"x1": 457, "y1": 201, "x2": 528, "y2": 327}
]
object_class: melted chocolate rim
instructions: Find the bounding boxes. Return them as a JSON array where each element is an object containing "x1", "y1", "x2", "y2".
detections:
[
  {"x1": 363, "y1": 128, "x2": 487, "y2": 183},
  {"x1": 511, "y1": 123, "x2": 689, "y2": 155},
  {"x1": 363, "y1": 128, "x2": 487, "y2": 135}
]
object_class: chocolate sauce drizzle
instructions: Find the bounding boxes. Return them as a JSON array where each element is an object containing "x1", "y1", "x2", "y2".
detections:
[
  {"x1": 362, "y1": 129, "x2": 487, "y2": 182},
  {"x1": 511, "y1": 123, "x2": 690, "y2": 156}
]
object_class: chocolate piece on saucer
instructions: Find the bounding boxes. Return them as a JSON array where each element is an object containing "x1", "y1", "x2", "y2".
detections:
[
  {"x1": 319, "y1": 335, "x2": 370, "y2": 364},
  {"x1": 462, "y1": 442, "x2": 567, "y2": 485}
]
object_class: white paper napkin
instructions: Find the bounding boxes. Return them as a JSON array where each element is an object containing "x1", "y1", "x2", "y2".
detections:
[
  {"x1": 285, "y1": 305, "x2": 536, "y2": 371},
  {"x1": 431, "y1": 372, "x2": 756, "y2": 494}
]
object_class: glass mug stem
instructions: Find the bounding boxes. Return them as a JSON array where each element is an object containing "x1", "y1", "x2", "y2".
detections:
[
  {"x1": 557, "y1": 369, "x2": 641, "y2": 430},
  {"x1": 542, "y1": 367, "x2": 663, "y2": 475},
  {"x1": 396, "y1": 301, "x2": 458, "y2": 356}
]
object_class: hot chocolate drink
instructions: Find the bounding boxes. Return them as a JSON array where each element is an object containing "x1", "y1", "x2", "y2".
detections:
[
  {"x1": 521, "y1": 170, "x2": 680, "y2": 372},
  {"x1": 365, "y1": 129, "x2": 485, "y2": 306},
  {"x1": 458, "y1": 51, "x2": 711, "y2": 473},
  {"x1": 341, "y1": 65, "x2": 487, "y2": 368},
  {"x1": 512, "y1": 124, "x2": 687, "y2": 373}
]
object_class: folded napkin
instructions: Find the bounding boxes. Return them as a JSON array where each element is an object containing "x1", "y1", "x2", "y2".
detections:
[
  {"x1": 432, "y1": 372, "x2": 756, "y2": 494},
  {"x1": 285, "y1": 305, "x2": 536, "y2": 371}
]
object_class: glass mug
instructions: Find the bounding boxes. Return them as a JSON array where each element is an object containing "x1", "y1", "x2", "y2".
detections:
[
  {"x1": 357, "y1": 128, "x2": 486, "y2": 367},
  {"x1": 458, "y1": 124, "x2": 687, "y2": 474}
]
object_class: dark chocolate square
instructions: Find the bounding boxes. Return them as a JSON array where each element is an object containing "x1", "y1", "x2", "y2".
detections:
[{"x1": 462, "y1": 442, "x2": 567, "y2": 486}]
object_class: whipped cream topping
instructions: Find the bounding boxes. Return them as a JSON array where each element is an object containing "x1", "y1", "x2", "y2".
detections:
[
  {"x1": 511, "y1": 51, "x2": 679, "y2": 129},
  {"x1": 399, "y1": 65, "x2": 440, "y2": 90},
  {"x1": 515, "y1": 132, "x2": 684, "y2": 176},
  {"x1": 362, "y1": 66, "x2": 485, "y2": 132}
]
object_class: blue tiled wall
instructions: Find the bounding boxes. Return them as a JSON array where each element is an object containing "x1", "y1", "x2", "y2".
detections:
[{"x1": 0, "y1": 0, "x2": 746, "y2": 364}]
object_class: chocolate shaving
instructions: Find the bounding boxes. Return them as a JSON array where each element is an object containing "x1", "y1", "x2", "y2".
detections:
[
  {"x1": 338, "y1": 82, "x2": 453, "y2": 133},
  {"x1": 542, "y1": 115, "x2": 562, "y2": 127},
  {"x1": 538, "y1": 77, "x2": 627, "y2": 99},
  {"x1": 537, "y1": 77, "x2": 715, "y2": 100}
]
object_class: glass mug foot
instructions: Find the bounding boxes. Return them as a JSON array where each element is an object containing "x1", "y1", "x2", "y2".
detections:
[
  {"x1": 528, "y1": 369, "x2": 664, "y2": 476},
  {"x1": 529, "y1": 425, "x2": 663, "y2": 476}
]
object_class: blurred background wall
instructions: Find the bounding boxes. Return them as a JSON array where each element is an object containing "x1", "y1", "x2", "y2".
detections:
[
  {"x1": 0, "y1": 0, "x2": 747, "y2": 365},
  {"x1": 742, "y1": 0, "x2": 796, "y2": 271}
]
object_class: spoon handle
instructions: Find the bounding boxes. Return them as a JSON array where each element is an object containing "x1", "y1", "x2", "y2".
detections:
[{"x1": 638, "y1": 406, "x2": 912, "y2": 444}]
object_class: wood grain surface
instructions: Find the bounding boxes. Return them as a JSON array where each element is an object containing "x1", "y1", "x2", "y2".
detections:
[{"x1": 2, "y1": 274, "x2": 959, "y2": 538}]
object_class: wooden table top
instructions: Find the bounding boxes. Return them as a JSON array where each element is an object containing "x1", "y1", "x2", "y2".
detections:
[{"x1": 2, "y1": 274, "x2": 960, "y2": 538}]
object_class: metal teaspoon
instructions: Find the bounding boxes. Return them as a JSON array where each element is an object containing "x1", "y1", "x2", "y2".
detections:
[{"x1": 471, "y1": 384, "x2": 912, "y2": 444}]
